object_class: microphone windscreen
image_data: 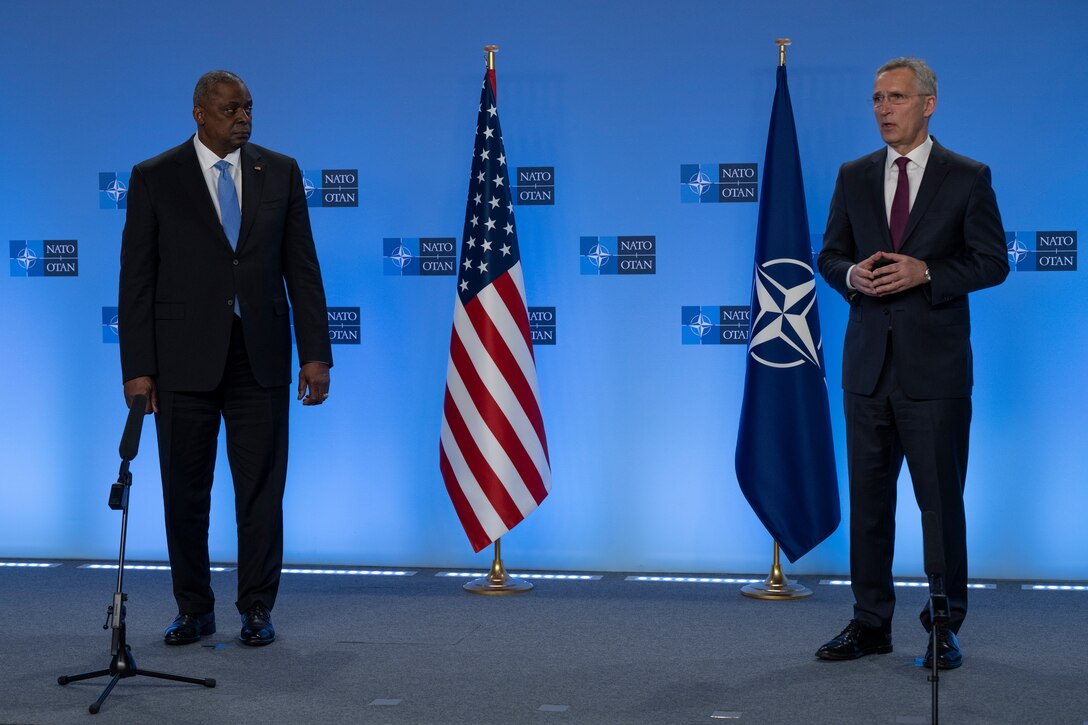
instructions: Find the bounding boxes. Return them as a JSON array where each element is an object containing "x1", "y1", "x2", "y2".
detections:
[{"x1": 119, "y1": 395, "x2": 147, "y2": 461}]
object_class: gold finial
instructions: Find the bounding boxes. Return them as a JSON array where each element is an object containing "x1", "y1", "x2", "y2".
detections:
[
  {"x1": 484, "y1": 44, "x2": 499, "y2": 70},
  {"x1": 775, "y1": 38, "x2": 791, "y2": 67}
]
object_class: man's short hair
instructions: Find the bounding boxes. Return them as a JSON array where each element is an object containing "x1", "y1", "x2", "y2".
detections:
[
  {"x1": 876, "y1": 57, "x2": 937, "y2": 97},
  {"x1": 193, "y1": 70, "x2": 245, "y2": 107}
]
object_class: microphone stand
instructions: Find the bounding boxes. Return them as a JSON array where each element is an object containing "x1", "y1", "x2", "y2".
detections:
[
  {"x1": 921, "y1": 510, "x2": 949, "y2": 725},
  {"x1": 58, "y1": 397, "x2": 215, "y2": 714},
  {"x1": 928, "y1": 581, "x2": 950, "y2": 725}
]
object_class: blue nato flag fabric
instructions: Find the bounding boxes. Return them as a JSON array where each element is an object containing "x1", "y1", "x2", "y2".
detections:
[{"x1": 735, "y1": 64, "x2": 840, "y2": 563}]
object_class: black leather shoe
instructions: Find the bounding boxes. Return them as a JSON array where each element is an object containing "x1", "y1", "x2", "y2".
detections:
[
  {"x1": 163, "y1": 612, "x2": 216, "y2": 645},
  {"x1": 816, "y1": 619, "x2": 893, "y2": 660},
  {"x1": 923, "y1": 629, "x2": 962, "y2": 669},
  {"x1": 239, "y1": 604, "x2": 275, "y2": 646}
]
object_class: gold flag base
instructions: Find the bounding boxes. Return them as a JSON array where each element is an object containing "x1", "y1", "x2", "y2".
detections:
[
  {"x1": 741, "y1": 542, "x2": 812, "y2": 600},
  {"x1": 463, "y1": 538, "x2": 533, "y2": 595}
]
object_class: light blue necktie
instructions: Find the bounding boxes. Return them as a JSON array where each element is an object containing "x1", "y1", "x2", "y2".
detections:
[{"x1": 214, "y1": 159, "x2": 240, "y2": 249}]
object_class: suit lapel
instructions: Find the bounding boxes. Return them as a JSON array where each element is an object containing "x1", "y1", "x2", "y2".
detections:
[
  {"x1": 175, "y1": 138, "x2": 230, "y2": 247},
  {"x1": 865, "y1": 150, "x2": 893, "y2": 251},
  {"x1": 238, "y1": 145, "x2": 265, "y2": 252},
  {"x1": 899, "y1": 140, "x2": 950, "y2": 250}
]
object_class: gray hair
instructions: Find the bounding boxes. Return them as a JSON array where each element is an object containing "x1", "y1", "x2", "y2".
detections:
[
  {"x1": 876, "y1": 57, "x2": 937, "y2": 97},
  {"x1": 193, "y1": 70, "x2": 245, "y2": 106}
]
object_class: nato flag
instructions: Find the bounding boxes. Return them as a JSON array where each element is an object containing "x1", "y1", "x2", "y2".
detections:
[{"x1": 735, "y1": 64, "x2": 840, "y2": 563}]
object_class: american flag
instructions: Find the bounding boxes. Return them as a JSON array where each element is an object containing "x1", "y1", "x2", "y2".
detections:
[{"x1": 439, "y1": 70, "x2": 551, "y2": 553}]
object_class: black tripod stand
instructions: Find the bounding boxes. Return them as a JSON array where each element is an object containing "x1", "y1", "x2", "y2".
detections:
[{"x1": 58, "y1": 395, "x2": 215, "y2": 714}]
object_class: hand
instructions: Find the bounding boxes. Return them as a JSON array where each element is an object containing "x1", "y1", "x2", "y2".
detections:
[
  {"x1": 869, "y1": 252, "x2": 929, "y2": 296},
  {"x1": 297, "y1": 362, "x2": 331, "y2": 406},
  {"x1": 123, "y1": 376, "x2": 158, "y2": 413},
  {"x1": 850, "y1": 251, "x2": 928, "y2": 297}
]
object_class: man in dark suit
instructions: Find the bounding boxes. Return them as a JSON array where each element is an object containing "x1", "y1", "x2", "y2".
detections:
[
  {"x1": 815, "y1": 58, "x2": 1008, "y2": 668},
  {"x1": 119, "y1": 70, "x2": 332, "y2": 647}
]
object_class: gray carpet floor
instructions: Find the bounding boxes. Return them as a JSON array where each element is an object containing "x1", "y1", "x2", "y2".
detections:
[{"x1": 1, "y1": 562, "x2": 1085, "y2": 724}]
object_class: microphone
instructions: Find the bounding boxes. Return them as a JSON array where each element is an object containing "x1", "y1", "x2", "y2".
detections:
[
  {"x1": 118, "y1": 395, "x2": 148, "y2": 462},
  {"x1": 921, "y1": 510, "x2": 950, "y2": 624}
]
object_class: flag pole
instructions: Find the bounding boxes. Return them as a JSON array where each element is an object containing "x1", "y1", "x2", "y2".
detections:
[
  {"x1": 463, "y1": 536, "x2": 534, "y2": 594},
  {"x1": 460, "y1": 44, "x2": 534, "y2": 596},
  {"x1": 741, "y1": 540, "x2": 812, "y2": 599},
  {"x1": 739, "y1": 39, "x2": 814, "y2": 602}
]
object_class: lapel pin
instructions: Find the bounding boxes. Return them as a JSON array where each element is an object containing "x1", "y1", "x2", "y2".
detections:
[{"x1": 254, "y1": 165, "x2": 262, "y2": 172}]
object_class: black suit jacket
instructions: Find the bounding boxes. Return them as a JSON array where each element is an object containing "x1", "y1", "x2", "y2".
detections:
[
  {"x1": 119, "y1": 137, "x2": 332, "y2": 391},
  {"x1": 817, "y1": 139, "x2": 1008, "y2": 399}
]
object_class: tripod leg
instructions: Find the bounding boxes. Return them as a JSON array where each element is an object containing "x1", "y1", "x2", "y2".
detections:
[
  {"x1": 135, "y1": 668, "x2": 216, "y2": 688},
  {"x1": 58, "y1": 669, "x2": 111, "y2": 685},
  {"x1": 89, "y1": 674, "x2": 121, "y2": 714},
  {"x1": 125, "y1": 644, "x2": 216, "y2": 686}
]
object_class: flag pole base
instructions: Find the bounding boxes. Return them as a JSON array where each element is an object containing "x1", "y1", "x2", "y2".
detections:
[
  {"x1": 741, "y1": 541, "x2": 812, "y2": 600},
  {"x1": 463, "y1": 539, "x2": 533, "y2": 595}
]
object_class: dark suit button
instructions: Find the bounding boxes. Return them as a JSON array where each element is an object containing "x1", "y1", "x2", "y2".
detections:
[
  {"x1": 227, "y1": 299, "x2": 233, "y2": 306},
  {"x1": 883, "y1": 308, "x2": 890, "y2": 315},
  {"x1": 233, "y1": 259, "x2": 239, "y2": 266}
]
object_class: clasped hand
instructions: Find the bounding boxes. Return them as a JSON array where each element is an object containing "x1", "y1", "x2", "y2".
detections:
[{"x1": 850, "y1": 251, "x2": 928, "y2": 297}]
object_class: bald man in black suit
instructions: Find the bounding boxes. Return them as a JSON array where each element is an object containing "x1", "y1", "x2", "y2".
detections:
[{"x1": 119, "y1": 70, "x2": 332, "y2": 647}]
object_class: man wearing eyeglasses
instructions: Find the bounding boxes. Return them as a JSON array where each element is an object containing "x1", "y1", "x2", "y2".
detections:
[{"x1": 815, "y1": 57, "x2": 1008, "y2": 669}]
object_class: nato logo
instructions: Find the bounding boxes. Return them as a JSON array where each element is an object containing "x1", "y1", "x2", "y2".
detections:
[
  {"x1": 747, "y1": 258, "x2": 823, "y2": 369},
  {"x1": 528, "y1": 306, "x2": 556, "y2": 345},
  {"x1": 1007, "y1": 230, "x2": 1077, "y2": 272},
  {"x1": 680, "y1": 164, "x2": 759, "y2": 203},
  {"x1": 102, "y1": 307, "x2": 119, "y2": 343},
  {"x1": 580, "y1": 236, "x2": 656, "y2": 275},
  {"x1": 327, "y1": 307, "x2": 361, "y2": 344},
  {"x1": 99, "y1": 172, "x2": 130, "y2": 209},
  {"x1": 9, "y1": 240, "x2": 79, "y2": 277},
  {"x1": 384, "y1": 237, "x2": 456, "y2": 276},
  {"x1": 681, "y1": 306, "x2": 750, "y2": 345},
  {"x1": 301, "y1": 169, "x2": 358, "y2": 207},
  {"x1": 514, "y1": 167, "x2": 555, "y2": 206}
]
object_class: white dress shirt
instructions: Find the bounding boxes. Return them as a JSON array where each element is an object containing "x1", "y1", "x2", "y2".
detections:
[
  {"x1": 193, "y1": 136, "x2": 242, "y2": 223},
  {"x1": 845, "y1": 135, "x2": 934, "y2": 288}
]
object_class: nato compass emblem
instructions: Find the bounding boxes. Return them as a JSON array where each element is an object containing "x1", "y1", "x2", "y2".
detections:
[
  {"x1": 748, "y1": 258, "x2": 823, "y2": 369},
  {"x1": 1007, "y1": 232, "x2": 1028, "y2": 266},
  {"x1": 587, "y1": 243, "x2": 611, "y2": 269},
  {"x1": 687, "y1": 171, "x2": 712, "y2": 198},
  {"x1": 390, "y1": 244, "x2": 413, "y2": 271},
  {"x1": 14, "y1": 243, "x2": 37, "y2": 273},
  {"x1": 303, "y1": 175, "x2": 316, "y2": 200},
  {"x1": 688, "y1": 311, "x2": 713, "y2": 339},
  {"x1": 106, "y1": 179, "x2": 127, "y2": 204},
  {"x1": 102, "y1": 307, "x2": 120, "y2": 343},
  {"x1": 99, "y1": 172, "x2": 131, "y2": 209}
]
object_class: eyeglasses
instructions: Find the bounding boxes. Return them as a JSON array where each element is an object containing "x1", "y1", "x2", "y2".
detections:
[{"x1": 871, "y1": 92, "x2": 928, "y2": 107}]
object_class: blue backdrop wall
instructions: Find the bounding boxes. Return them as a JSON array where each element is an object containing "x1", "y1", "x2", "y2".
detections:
[{"x1": 2, "y1": 0, "x2": 1085, "y2": 579}]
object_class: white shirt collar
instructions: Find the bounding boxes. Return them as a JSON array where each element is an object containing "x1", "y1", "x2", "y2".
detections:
[
  {"x1": 193, "y1": 135, "x2": 242, "y2": 171},
  {"x1": 886, "y1": 135, "x2": 933, "y2": 171}
]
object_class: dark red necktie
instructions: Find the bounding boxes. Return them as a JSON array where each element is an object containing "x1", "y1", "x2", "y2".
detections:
[{"x1": 889, "y1": 156, "x2": 910, "y2": 251}]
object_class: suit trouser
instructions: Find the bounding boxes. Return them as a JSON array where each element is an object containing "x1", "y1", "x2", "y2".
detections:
[
  {"x1": 155, "y1": 317, "x2": 290, "y2": 615},
  {"x1": 844, "y1": 345, "x2": 971, "y2": 634}
]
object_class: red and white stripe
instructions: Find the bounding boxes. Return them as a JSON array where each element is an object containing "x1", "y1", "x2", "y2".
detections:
[{"x1": 439, "y1": 262, "x2": 551, "y2": 551}]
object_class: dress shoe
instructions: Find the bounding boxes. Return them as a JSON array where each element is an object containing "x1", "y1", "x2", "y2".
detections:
[
  {"x1": 923, "y1": 628, "x2": 962, "y2": 669},
  {"x1": 163, "y1": 611, "x2": 216, "y2": 645},
  {"x1": 816, "y1": 619, "x2": 893, "y2": 660},
  {"x1": 239, "y1": 603, "x2": 275, "y2": 646}
]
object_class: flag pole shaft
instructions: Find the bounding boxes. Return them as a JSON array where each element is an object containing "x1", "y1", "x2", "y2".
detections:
[
  {"x1": 741, "y1": 540, "x2": 813, "y2": 600},
  {"x1": 463, "y1": 536, "x2": 534, "y2": 595}
]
